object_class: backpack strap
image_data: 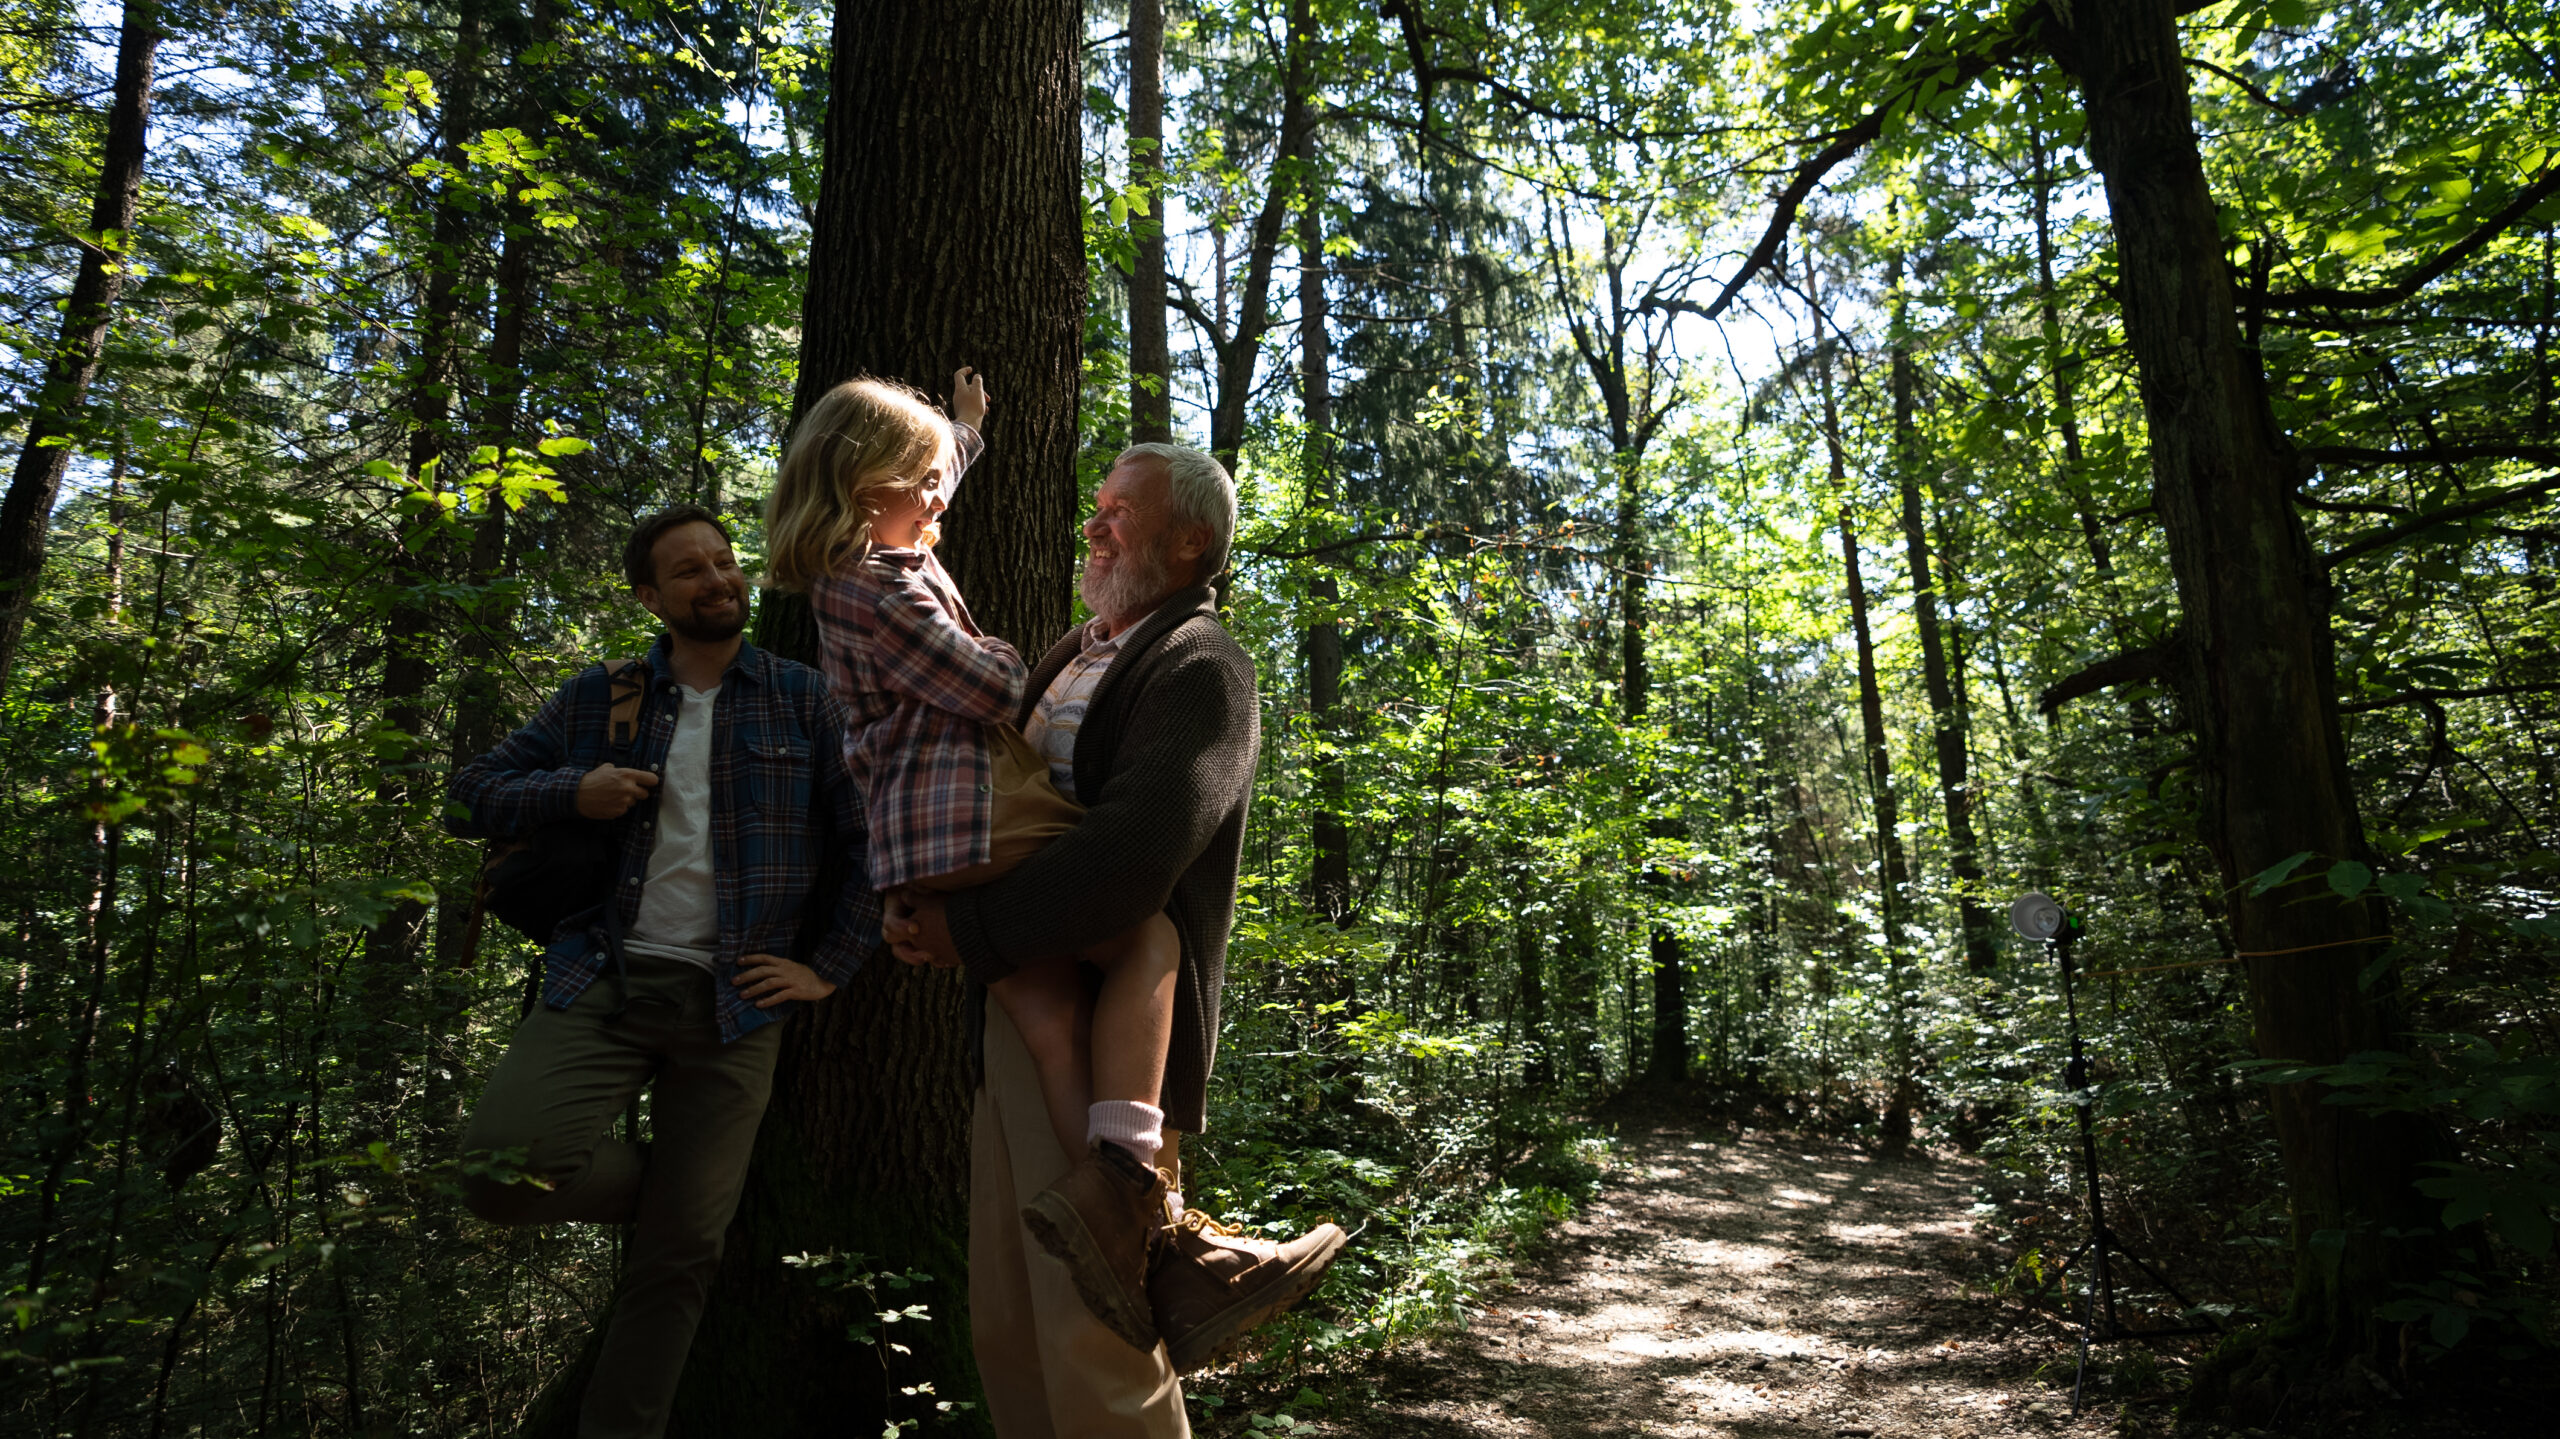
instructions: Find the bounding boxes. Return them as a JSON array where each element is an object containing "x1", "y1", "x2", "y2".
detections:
[
  {"x1": 459, "y1": 655, "x2": 647, "y2": 974},
  {"x1": 595, "y1": 656, "x2": 650, "y2": 1022},
  {"x1": 604, "y1": 657, "x2": 646, "y2": 755}
]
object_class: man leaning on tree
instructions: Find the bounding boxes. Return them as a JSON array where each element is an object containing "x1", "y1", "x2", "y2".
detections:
[{"x1": 447, "y1": 505, "x2": 874, "y2": 1439}]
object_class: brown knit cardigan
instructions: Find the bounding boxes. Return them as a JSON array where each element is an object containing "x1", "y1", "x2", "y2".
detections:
[{"x1": 944, "y1": 585, "x2": 1258, "y2": 1133}]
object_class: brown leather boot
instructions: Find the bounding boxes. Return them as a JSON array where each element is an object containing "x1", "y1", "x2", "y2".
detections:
[
  {"x1": 1021, "y1": 1142, "x2": 1170, "y2": 1351},
  {"x1": 1147, "y1": 1208, "x2": 1348, "y2": 1373}
]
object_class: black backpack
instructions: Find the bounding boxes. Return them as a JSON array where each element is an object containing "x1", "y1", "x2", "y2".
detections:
[{"x1": 459, "y1": 658, "x2": 650, "y2": 966}]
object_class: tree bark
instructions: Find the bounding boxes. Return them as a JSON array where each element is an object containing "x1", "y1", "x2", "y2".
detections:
[
  {"x1": 1128, "y1": 0, "x2": 1171, "y2": 442},
  {"x1": 0, "y1": 1, "x2": 158, "y2": 689},
  {"x1": 2047, "y1": 0, "x2": 2456, "y2": 1374},
  {"x1": 1887, "y1": 259, "x2": 1996, "y2": 972},
  {"x1": 688, "y1": 1, "x2": 1085, "y2": 1430}
]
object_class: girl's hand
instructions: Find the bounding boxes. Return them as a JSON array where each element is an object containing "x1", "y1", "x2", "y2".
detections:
[
  {"x1": 733, "y1": 952, "x2": 837, "y2": 1008},
  {"x1": 952, "y1": 366, "x2": 990, "y2": 430}
]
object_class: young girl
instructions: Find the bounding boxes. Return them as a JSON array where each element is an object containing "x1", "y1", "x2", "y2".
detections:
[{"x1": 763, "y1": 370, "x2": 1186, "y2": 1351}]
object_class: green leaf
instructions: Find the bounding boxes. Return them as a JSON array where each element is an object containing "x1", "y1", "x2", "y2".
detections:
[
  {"x1": 2375, "y1": 872, "x2": 2430, "y2": 902},
  {"x1": 536, "y1": 436, "x2": 592, "y2": 457},
  {"x1": 2494, "y1": 1201, "x2": 2552, "y2": 1257},
  {"x1": 2328, "y1": 861, "x2": 2373, "y2": 900},
  {"x1": 2250, "y1": 851, "x2": 2317, "y2": 896}
]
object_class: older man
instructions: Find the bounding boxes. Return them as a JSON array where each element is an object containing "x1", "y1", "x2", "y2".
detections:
[{"x1": 891, "y1": 443, "x2": 1339, "y2": 1437}]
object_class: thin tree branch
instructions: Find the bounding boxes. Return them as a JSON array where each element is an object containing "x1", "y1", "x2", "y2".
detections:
[
  {"x1": 2039, "y1": 643, "x2": 2171, "y2": 718},
  {"x1": 2302, "y1": 442, "x2": 2560, "y2": 468},
  {"x1": 1699, "y1": 25, "x2": 2028, "y2": 321},
  {"x1": 2342, "y1": 683, "x2": 2560, "y2": 713},
  {"x1": 2266, "y1": 163, "x2": 2560, "y2": 312},
  {"x1": 2184, "y1": 56, "x2": 2306, "y2": 118},
  {"x1": 2330, "y1": 475, "x2": 2560, "y2": 561}
]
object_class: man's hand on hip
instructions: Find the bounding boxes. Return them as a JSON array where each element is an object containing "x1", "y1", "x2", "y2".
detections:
[
  {"x1": 577, "y1": 763, "x2": 660, "y2": 819},
  {"x1": 883, "y1": 888, "x2": 962, "y2": 969},
  {"x1": 734, "y1": 953, "x2": 836, "y2": 1008}
]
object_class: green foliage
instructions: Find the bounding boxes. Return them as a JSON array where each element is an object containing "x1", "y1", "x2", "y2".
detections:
[{"x1": 6, "y1": 0, "x2": 2560, "y2": 1429}]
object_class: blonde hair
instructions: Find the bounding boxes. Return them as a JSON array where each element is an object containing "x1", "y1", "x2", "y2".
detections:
[{"x1": 763, "y1": 377, "x2": 951, "y2": 592}]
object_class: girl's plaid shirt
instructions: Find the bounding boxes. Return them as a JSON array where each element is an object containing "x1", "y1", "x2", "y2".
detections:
[{"x1": 810, "y1": 543, "x2": 1026, "y2": 890}]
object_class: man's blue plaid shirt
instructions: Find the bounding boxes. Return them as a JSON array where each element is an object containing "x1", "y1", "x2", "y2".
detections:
[{"x1": 447, "y1": 635, "x2": 879, "y2": 1041}]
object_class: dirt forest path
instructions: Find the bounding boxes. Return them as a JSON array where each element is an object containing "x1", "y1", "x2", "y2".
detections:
[{"x1": 1271, "y1": 1109, "x2": 2152, "y2": 1439}]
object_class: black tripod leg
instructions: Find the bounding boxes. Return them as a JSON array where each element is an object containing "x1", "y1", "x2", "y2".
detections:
[
  {"x1": 2114, "y1": 1243, "x2": 2208, "y2": 1318},
  {"x1": 2072, "y1": 1287, "x2": 2093, "y2": 1417}
]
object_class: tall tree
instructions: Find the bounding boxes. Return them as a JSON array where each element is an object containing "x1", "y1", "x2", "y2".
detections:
[
  {"x1": 677, "y1": 0, "x2": 1086, "y2": 1431},
  {"x1": 1885, "y1": 249, "x2": 1996, "y2": 972},
  {"x1": 360, "y1": 0, "x2": 487, "y2": 1145},
  {"x1": 1817, "y1": 345, "x2": 1918, "y2": 1153},
  {"x1": 1705, "y1": 3, "x2": 2541, "y2": 1372},
  {"x1": 1536, "y1": 196, "x2": 1690, "y2": 1080},
  {"x1": 2045, "y1": 0, "x2": 2456, "y2": 1381},
  {"x1": 0, "y1": 0, "x2": 157, "y2": 689},
  {"x1": 1128, "y1": 0, "x2": 1172, "y2": 442},
  {"x1": 1174, "y1": 0, "x2": 1318, "y2": 469},
  {"x1": 1301, "y1": 198, "x2": 1352, "y2": 921}
]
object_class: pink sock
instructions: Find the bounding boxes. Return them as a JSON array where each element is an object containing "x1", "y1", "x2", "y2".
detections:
[{"x1": 1088, "y1": 1101, "x2": 1164, "y2": 1170}]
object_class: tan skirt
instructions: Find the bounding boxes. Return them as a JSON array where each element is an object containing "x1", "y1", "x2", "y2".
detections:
[{"x1": 909, "y1": 723, "x2": 1083, "y2": 891}]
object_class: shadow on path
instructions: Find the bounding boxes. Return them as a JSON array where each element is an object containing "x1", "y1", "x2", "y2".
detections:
[{"x1": 1241, "y1": 1107, "x2": 2143, "y2": 1439}]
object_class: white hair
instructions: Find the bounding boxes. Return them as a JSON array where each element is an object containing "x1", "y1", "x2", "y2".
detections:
[{"x1": 1116, "y1": 442, "x2": 1237, "y2": 580}]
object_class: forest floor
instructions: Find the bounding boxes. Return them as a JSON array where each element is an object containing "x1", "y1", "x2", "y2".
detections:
[{"x1": 1193, "y1": 1094, "x2": 2536, "y2": 1439}]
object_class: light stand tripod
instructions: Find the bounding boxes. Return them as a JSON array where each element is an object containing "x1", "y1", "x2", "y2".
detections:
[{"x1": 2040, "y1": 912, "x2": 2218, "y2": 1415}]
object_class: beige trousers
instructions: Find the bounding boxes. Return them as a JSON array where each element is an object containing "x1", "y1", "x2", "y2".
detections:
[{"x1": 970, "y1": 1005, "x2": 1190, "y2": 1439}]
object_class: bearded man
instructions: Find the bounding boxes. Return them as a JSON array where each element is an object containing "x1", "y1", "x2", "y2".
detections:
[
  {"x1": 448, "y1": 505, "x2": 873, "y2": 1439},
  {"x1": 888, "y1": 444, "x2": 1342, "y2": 1438}
]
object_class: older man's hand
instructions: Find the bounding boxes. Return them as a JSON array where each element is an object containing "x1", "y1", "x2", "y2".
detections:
[{"x1": 883, "y1": 887, "x2": 963, "y2": 969}]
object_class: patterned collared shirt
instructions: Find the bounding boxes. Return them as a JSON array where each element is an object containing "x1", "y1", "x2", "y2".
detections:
[
  {"x1": 447, "y1": 636, "x2": 877, "y2": 1041},
  {"x1": 1021, "y1": 619, "x2": 1120, "y2": 798},
  {"x1": 810, "y1": 541, "x2": 1028, "y2": 889}
]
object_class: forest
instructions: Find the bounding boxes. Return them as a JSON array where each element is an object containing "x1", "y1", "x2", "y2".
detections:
[{"x1": 2, "y1": 0, "x2": 2556, "y2": 1435}]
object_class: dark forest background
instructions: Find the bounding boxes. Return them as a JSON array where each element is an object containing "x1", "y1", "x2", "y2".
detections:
[{"x1": 3, "y1": 0, "x2": 2557, "y2": 1434}]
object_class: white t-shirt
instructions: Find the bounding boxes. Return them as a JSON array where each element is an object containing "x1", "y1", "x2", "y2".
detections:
[{"x1": 624, "y1": 683, "x2": 720, "y2": 971}]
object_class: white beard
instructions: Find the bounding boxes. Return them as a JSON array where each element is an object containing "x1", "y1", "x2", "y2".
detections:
[{"x1": 1080, "y1": 539, "x2": 1175, "y2": 629}]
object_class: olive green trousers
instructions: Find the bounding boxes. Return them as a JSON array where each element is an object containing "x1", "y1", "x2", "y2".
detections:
[{"x1": 460, "y1": 951, "x2": 782, "y2": 1439}]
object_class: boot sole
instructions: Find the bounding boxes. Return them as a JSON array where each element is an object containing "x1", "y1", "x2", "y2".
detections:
[
  {"x1": 1021, "y1": 1190, "x2": 1160, "y2": 1352},
  {"x1": 1163, "y1": 1223, "x2": 1349, "y2": 1375}
]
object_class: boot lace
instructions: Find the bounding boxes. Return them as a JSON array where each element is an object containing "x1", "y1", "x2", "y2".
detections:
[{"x1": 1173, "y1": 1209, "x2": 1246, "y2": 1239}]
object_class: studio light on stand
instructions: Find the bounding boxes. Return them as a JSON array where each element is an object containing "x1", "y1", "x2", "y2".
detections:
[{"x1": 2009, "y1": 892, "x2": 2217, "y2": 1416}]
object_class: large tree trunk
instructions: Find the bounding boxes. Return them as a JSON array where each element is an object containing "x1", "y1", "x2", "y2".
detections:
[
  {"x1": 0, "y1": 1, "x2": 157, "y2": 689},
  {"x1": 682, "y1": 1, "x2": 1084, "y2": 1432},
  {"x1": 1127, "y1": 0, "x2": 1171, "y2": 443},
  {"x1": 1887, "y1": 262, "x2": 1996, "y2": 972},
  {"x1": 2048, "y1": 0, "x2": 2457, "y2": 1383}
]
